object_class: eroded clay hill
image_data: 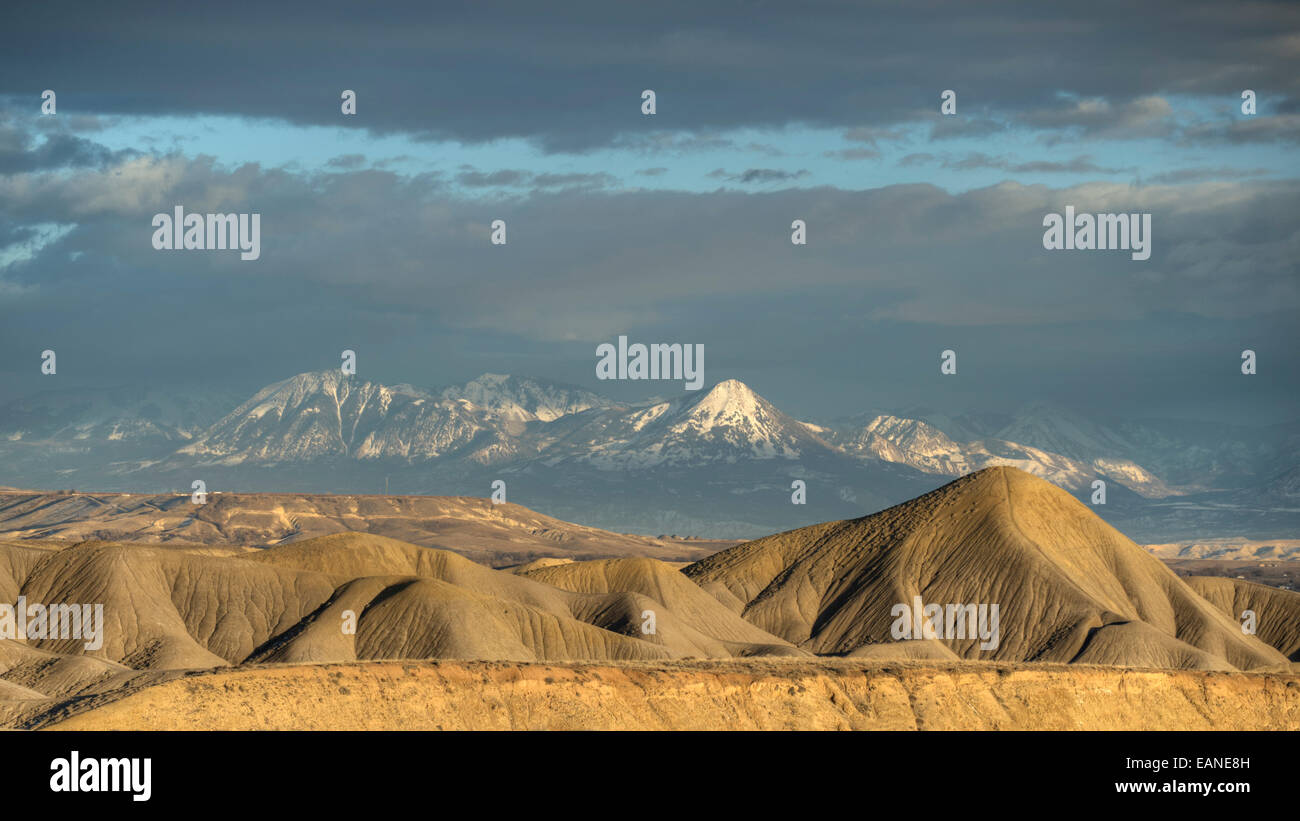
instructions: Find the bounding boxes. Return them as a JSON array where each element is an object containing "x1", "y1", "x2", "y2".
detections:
[
  {"x1": 684, "y1": 467, "x2": 1289, "y2": 670},
  {"x1": 518, "y1": 557, "x2": 806, "y2": 657},
  {"x1": 3, "y1": 467, "x2": 1298, "y2": 730},
  {"x1": 0, "y1": 532, "x2": 798, "y2": 713},
  {"x1": 1186, "y1": 575, "x2": 1300, "y2": 661}
]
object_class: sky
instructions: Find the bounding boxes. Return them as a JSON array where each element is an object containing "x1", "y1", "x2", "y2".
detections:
[{"x1": 0, "y1": 0, "x2": 1296, "y2": 424}]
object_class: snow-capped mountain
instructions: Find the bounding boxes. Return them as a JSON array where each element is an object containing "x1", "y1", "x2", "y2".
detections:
[
  {"x1": 0, "y1": 385, "x2": 238, "y2": 444},
  {"x1": 980, "y1": 401, "x2": 1286, "y2": 494},
  {"x1": 175, "y1": 371, "x2": 514, "y2": 466},
  {"x1": 831, "y1": 413, "x2": 1175, "y2": 497},
  {"x1": 0, "y1": 369, "x2": 1292, "y2": 541},
  {"x1": 11, "y1": 372, "x2": 1180, "y2": 492},
  {"x1": 542, "y1": 379, "x2": 836, "y2": 469},
  {"x1": 888, "y1": 406, "x2": 1010, "y2": 443},
  {"x1": 994, "y1": 401, "x2": 1136, "y2": 462},
  {"x1": 837, "y1": 415, "x2": 969, "y2": 474},
  {"x1": 438, "y1": 373, "x2": 611, "y2": 424}
]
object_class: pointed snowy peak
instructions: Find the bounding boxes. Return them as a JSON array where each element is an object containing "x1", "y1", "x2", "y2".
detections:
[
  {"x1": 677, "y1": 379, "x2": 771, "y2": 427},
  {"x1": 657, "y1": 379, "x2": 829, "y2": 455}
]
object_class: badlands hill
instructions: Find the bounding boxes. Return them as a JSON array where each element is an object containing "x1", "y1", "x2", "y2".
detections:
[
  {"x1": 0, "y1": 490, "x2": 725, "y2": 566},
  {"x1": 518, "y1": 557, "x2": 803, "y2": 655},
  {"x1": 1, "y1": 466, "x2": 1297, "y2": 729},
  {"x1": 1185, "y1": 575, "x2": 1300, "y2": 660},
  {"x1": 684, "y1": 466, "x2": 1289, "y2": 670},
  {"x1": 2, "y1": 533, "x2": 795, "y2": 676}
]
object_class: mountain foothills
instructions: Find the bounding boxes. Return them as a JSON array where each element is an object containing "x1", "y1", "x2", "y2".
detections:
[
  {"x1": 0, "y1": 467, "x2": 1297, "y2": 730},
  {"x1": 0, "y1": 491, "x2": 725, "y2": 567},
  {"x1": 0, "y1": 370, "x2": 1295, "y2": 542}
]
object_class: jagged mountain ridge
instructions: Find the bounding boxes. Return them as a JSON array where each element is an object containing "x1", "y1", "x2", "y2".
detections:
[
  {"x1": 147, "y1": 373, "x2": 1185, "y2": 498},
  {"x1": 175, "y1": 371, "x2": 508, "y2": 465},
  {"x1": 832, "y1": 414, "x2": 1174, "y2": 498},
  {"x1": 0, "y1": 370, "x2": 1294, "y2": 541},
  {"x1": 439, "y1": 373, "x2": 613, "y2": 424}
]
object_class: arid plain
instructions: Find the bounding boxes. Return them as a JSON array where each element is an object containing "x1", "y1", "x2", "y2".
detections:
[{"x1": 2, "y1": 467, "x2": 1297, "y2": 730}]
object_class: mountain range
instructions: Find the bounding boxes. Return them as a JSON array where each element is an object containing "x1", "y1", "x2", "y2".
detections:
[{"x1": 1, "y1": 370, "x2": 1295, "y2": 541}]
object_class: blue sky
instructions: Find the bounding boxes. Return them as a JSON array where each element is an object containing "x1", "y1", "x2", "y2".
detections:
[{"x1": 64, "y1": 92, "x2": 1295, "y2": 197}]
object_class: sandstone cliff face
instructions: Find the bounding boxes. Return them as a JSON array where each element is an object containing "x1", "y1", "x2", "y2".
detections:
[{"x1": 32, "y1": 659, "x2": 1300, "y2": 731}]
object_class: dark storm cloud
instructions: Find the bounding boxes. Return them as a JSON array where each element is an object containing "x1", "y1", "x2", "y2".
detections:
[
  {"x1": 937, "y1": 152, "x2": 1131, "y2": 174},
  {"x1": 842, "y1": 127, "x2": 910, "y2": 147},
  {"x1": 530, "y1": 171, "x2": 617, "y2": 190},
  {"x1": 3, "y1": 1, "x2": 1298, "y2": 150},
  {"x1": 0, "y1": 112, "x2": 137, "y2": 173},
  {"x1": 896, "y1": 152, "x2": 1129, "y2": 174},
  {"x1": 707, "y1": 167, "x2": 811, "y2": 184},
  {"x1": 928, "y1": 117, "x2": 1009, "y2": 140},
  {"x1": 611, "y1": 132, "x2": 737, "y2": 154},
  {"x1": 1180, "y1": 114, "x2": 1300, "y2": 145},
  {"x1": 326, "y1": 153, "x2": 366, "y2": 169},
  {"x1": 898, "y1": 153, "x2": 937, "y2": 167},
  {"x1": 823, "y1": 148, "x2": 881, "y2": 160},
  {"x1": 456, "y1": 168, "x2": 532, "y2": 188},
  {"x1": 3, "y1": 149, "x2": 1294, "y2": 334},
  {"x1": 454, "y1": 168, "x2": 616, "y2": 190},
  {"x1": 0, "y1": 141, "x2": 1296, "y2": 423},
  {"x1": 0, "y1": 2, "x2": 1296, "y2": 426},
  {"x1": 1146, "y1": 166, "x2": 1271, "y2": 183}
]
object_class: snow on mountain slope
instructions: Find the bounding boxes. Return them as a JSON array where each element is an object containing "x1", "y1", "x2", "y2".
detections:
[
  {"x1": 177, "y1": 371, "x2": 506, "y2": 465},
  {"x1": 543, "y1": 379, "x2": 839, "y2": 469},
  {"x1": 143, "y1": 373, "x2": 1183, "y2": 498},
  {"x1": 3, "y1": 369, "x2": 1288, "y2": 542},
  {"x1": 838, "y1": 415, "x2": 969, "y2": 474},
  {"x1": 0, "y1": 385, "x2": 239, "y2": 444},
  {"x1": 832, "y1": 413, "x2": 1176, "y2": 498},
  {"x1": 439, "y1": 373, "x2": 611, "y2": 423},
  {"x1": 5, "y1": 370, "x2": 1236, "y2": 510},
  {"x1": 995, "y1": 401, "x2": 1135, "y2": 462}
]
